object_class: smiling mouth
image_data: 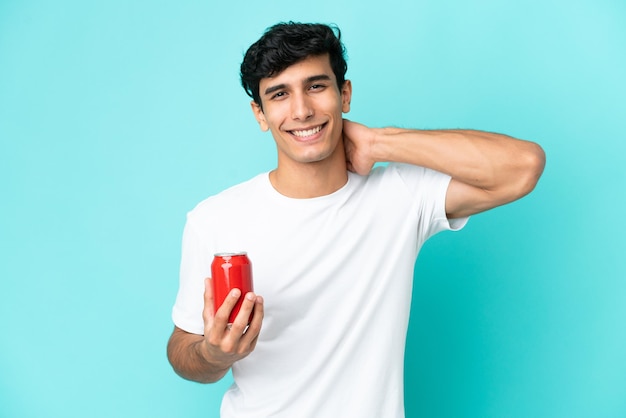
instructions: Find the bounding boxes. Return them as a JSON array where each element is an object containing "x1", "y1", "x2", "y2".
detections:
[{"x1": 289, "y1": 123, "x2": 326, "y2": 138}]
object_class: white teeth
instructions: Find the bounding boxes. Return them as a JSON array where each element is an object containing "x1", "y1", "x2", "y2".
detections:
[{"x1": 291, "y1": 125, "x2": 322, "y2": 137}]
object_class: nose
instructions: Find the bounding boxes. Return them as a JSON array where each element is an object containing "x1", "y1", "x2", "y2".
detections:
[{"x1": 291, "y1": 93, "x2": 313, "y2": 121}]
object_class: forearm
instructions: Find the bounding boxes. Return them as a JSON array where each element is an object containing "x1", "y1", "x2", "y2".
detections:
[
  {"x1": 372, "y1": 127, "x2": 545, "y2": 194},
  {"x1": 167, "y1": 327, "x2": 230, "y2": 384}
]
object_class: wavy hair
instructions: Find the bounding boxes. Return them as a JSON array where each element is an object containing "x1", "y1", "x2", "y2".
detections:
[{"x1": 240, "y1": 22, "x2": 348, "y2": 107}]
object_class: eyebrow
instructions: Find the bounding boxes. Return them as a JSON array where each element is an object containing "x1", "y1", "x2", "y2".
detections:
[{"x1": 263, "y1": 74, "x2": 333, "y2": 96}]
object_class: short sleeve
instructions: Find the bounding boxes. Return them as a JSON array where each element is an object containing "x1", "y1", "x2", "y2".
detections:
[
  {"x1": 392, "y1": 162, "x2": 469, "y2": 237},
  {"x1": 171, "y1": 216, "x2": 211, "y2": 335}
]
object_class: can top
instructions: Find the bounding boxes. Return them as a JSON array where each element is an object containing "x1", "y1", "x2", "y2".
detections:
[{"x1": 214, "y1": 252, "x2": 247, "y2": 257}]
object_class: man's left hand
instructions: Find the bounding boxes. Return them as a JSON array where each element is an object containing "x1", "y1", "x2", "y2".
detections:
[{"x1": 342, "y1": 119, "x2": 378, "y2": 175}]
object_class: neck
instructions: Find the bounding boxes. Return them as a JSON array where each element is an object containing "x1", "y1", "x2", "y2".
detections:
[{"x1": 270, "y1": 153, "x2": 348, "y2": 199}]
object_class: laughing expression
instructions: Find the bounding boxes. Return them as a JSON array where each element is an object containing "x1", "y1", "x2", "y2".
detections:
[{"x1": 251, "y1": 54, "x2": 352, "y2": 170}]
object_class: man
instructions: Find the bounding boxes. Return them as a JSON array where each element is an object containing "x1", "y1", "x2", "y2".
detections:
[{"x1": 167, "y1": 22, "x2": 545, "y2": 417}]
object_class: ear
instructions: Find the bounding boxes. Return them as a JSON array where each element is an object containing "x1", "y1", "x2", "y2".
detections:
[
  {"x1": 250, "y1": 101, "x2": 269, "y2": 132},
  {"x1": 341, "y1": 80, "x2": 352, "y2": 114}
]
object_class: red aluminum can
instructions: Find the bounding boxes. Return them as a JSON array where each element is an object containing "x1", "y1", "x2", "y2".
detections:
[{"x1": 211, "y1": 252, "x2": 254, "y2": 324}]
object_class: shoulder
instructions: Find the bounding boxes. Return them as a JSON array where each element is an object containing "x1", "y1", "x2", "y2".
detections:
[
  {"x1": 187, "y1": 172, "x2": 269, "y2": 222},
  {"x1": 366, "y1": 162, "x2": 449, "y2": 190}
]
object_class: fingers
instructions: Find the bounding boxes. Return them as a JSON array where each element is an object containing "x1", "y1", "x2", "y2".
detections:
[
  {"x1": 204, "y1": 292, "x2": 263, "y2": 360},
  {"x1": 241, "y1": 295, "x2": 264, "y2": 350},
  {"x1": 224, "y1": 293, "x2": 263, "y2": 358},
  {"x1": 230, "y1": 293, "x2": 264, "y2": 337},
  {"x1": 213, "y1": 288, "x2": 243, "y2": 333},
  {"x1": 202, "y1": 275, "x2": 264, "y2": 363}
]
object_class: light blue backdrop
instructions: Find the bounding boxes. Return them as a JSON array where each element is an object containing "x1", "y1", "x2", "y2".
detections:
[{"x1": 1, "y1": 1, "x2": 624, "y2": 417}]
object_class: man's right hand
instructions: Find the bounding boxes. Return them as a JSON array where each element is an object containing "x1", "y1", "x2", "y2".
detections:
[
  {"x1": 200, "y1": 278, "x2": 264, "y2": 372},
  {"x1": 166, "y1": 278, "x2": 264, "y2": 383}
]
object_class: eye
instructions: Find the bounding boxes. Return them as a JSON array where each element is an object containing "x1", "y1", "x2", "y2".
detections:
[
  {"x1": 310, "y1": 84, "x2": 326, "y2": 91},
  {"x1": 271, "y1": 91, "x2": 286, "y2": 100}
]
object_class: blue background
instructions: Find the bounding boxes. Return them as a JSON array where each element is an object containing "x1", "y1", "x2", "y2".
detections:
[{"x1": 1, "y1": 1, "x2": 625, "y2": 417}]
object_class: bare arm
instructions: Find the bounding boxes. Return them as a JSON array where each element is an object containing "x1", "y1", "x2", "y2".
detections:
[
  {"x1": 167, "y1": 279, "x2": 264, "y2": 383},
  {"x1": 167, "y1": 326, "x2": 230, "y2": 383},
  {"x1": 342, "y1": 120, "x2": 546, "y2": 218}
]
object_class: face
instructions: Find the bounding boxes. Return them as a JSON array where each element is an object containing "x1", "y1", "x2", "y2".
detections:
[{"x1": 251, "y1": 54, "x2": 352, "y2": 170}]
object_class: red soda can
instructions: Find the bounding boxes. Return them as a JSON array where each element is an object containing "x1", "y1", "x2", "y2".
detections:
[{"x1": 211, "y1": 252, "x2": 254, "y2": 324}]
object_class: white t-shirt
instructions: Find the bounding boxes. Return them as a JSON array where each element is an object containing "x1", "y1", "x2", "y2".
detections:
[{"x1": 172, "y1": 163, "x2": 467, "y2": 417}]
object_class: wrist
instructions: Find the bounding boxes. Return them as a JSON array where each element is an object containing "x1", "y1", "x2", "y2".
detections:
[
  {"x1": 372, "y1": 127, "x2": 407, "y2": 162},
  {"x1": 196, "y1": 339, "x2": 231, "y2": 375}
]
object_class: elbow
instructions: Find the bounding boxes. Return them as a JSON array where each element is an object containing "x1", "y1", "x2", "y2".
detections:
[{"x1": 517, "y1": 142, "x2": 546, "y2": 198}]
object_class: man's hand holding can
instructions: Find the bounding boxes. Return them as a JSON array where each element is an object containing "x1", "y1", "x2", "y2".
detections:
[{"x1": 200, "y1": 276, "x2": 264, "y2": 372}]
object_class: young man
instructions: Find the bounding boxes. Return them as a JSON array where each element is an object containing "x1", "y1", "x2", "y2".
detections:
[{"x1": 167, "y1": 22, "x2": 545, "y2": 417}]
